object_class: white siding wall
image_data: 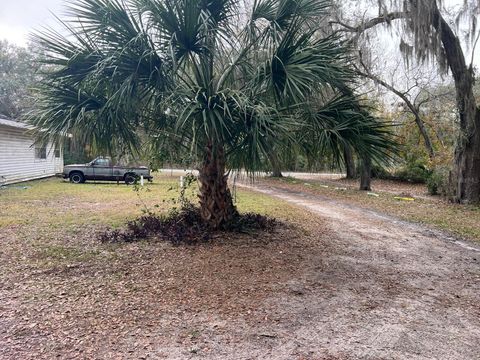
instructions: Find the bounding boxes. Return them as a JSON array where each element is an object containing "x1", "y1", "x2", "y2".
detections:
[{"x1": 0, "y1": 125, "x2": 64, "y2": 185}]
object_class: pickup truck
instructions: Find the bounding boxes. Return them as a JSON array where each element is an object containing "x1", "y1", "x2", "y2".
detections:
[{"x1": 61, "y1": 157, "x2": 153, "y2": 185}]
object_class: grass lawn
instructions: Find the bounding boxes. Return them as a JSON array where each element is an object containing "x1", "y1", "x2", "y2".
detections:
[
  {"x1": 0, "y1": 174, "x2": 323, "y2": 358},
  {"x1": 0, "y1": 173, "x2": 311, "y2": 273},
  {"x1": 262, "y1": 176, "x2": 480, "y2": 243},
  {"x1": 0, "y1": 174, "x2": 302, "y2": 228}
]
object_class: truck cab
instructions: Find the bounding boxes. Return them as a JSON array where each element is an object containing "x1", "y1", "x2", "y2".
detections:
[{"x1": 84, "y1": 157, "x2": 114, "y2": 179}]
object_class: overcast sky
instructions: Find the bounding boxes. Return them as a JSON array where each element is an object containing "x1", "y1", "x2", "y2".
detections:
[
  {"x1": 0, "y1": 0, "x2": 64, "y2": 45},
  {"x1": 0, "y1": 0, "x2": 478, "y2": 67}
]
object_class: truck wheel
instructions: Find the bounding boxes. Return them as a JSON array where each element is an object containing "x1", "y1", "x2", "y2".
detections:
[
  {"x1": 124, "y1": 174, "x2": 136, "y2": 185},
  {"x1": 69, "y1": 172, "x2": 85, "y2": 184}
]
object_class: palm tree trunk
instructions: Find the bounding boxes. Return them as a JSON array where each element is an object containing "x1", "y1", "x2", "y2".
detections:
[
  {"x1": 360, "y1": 156, "x2": 372, "y2": 191},
  {"x1": 198, "y1": 142, "x2": 238, "y2": 229},
  {"x1": 271, "y1": 167, "x2": 283, "y2": 178},
  {"x1": 268, "y1": 151, "x2": 283, "y2": 178},
  {"x1": 344, "y1": 145, "x2": 357, "y2": 179}
]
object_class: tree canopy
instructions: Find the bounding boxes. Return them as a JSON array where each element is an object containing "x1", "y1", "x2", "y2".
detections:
[
  {"x1": 0, "y1": 41, "x2": 39, "y2": 118},
  {"x1": 331, "y1": 0, "x2": 480, "y2": 203},
  {"x1": 29, "y1": 0, "x2": 396, "y2": 226}
]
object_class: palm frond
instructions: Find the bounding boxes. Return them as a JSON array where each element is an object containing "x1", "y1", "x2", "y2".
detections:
[
  {"x1": 299, "y1": 94, "x2": 397, "y2": 165},
  {"x1": 27, "y1": 0, "x2": 398, "y2": 173},
  {"x1": 251, "y1": 29, "x2": 353, "y2": 103}
]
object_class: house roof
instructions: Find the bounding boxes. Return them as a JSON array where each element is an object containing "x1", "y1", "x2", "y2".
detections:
[{"x1": 0, "y1": 116, "x2": 34, "y2": 130}]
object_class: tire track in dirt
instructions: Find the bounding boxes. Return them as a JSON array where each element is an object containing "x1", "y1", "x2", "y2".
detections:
[
  {"x1": 236, "y1": 182, "x2": 480, "y2": 360},
  {"x1": 239, "y1": 182, "x2": 480, "y2": 253}
]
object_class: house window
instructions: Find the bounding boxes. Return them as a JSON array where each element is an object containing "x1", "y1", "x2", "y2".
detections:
[
  {"x1": 54, "y1": 141, "x2": 61, "y2": 158},
  {"x1": 35, "y1": 147, "x2": 47, "y2": 160}
]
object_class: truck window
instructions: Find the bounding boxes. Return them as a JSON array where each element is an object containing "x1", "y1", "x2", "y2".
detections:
[{"x1": 94, "y1": 158, "x2": 110, "y2": 166}]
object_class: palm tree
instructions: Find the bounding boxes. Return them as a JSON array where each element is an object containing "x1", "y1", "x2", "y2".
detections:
[{"x1": 29, "y1": 0, "x2": 394, "y2": 228}]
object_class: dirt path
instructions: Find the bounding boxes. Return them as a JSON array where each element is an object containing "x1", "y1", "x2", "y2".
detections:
[
  {"x1": 276, "y1": 172, "x2": 434, "y2": 201},
  {"x1": 235, "y1": 182, "x2": 480, "y2": 359}
]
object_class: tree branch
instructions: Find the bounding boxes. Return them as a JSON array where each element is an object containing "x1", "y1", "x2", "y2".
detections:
[
  {"x1": 356, "y1": 54, "x2": 435, "y2": 158},
  {"x1": 470, "y1": 30, "x2": 480, "y2": 71},
  {"x1": 330, "y1": 12, "x2": 407, "y2": 34},
  {"x1": 429, "y1": 0, "x2": 476, "y2": 132}
]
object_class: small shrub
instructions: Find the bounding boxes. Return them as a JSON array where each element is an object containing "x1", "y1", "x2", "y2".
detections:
[
  {"x1": 98, "y1": 203, "x2": 277, "y2": 245},
  {"x1": 389, "y1": 156, "x2": 432, "y2": 183},
  {"x1": 366, "y1": 161, "x2": 433, "y2": 184},
  {"x1": 102, "y1": 172, "x2": 277, "y2": 245},
  {"x1": 394, "y1": 164, "x2": 431, "y2": 183},
  {"x1": 427, "y1": 166, "x2": 452, "y2": 196},
  {"x1": 427, "y1": 172, "x2": 440, "y2": 195},
  {"x1": 370, "y1": 164, "x2": 393, "y2": 180}
]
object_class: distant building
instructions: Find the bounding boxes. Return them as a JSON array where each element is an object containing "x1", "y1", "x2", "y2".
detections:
[{"x1": 0, "y1": 116, "x2": 63, "y2": 185}]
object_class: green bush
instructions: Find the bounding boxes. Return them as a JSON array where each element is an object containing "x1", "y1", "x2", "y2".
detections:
[
  {"x1": 426, "y1": 173, "x2": 440, "y2": 195},
  {"x1": 360, "y1": 160, "x2": 432, "y2": 184},
  {"x1": 370, "y1": 164, "x2": 394, "y2": 180},
  {"x1": 395, "y1": 165, "x2": 431, "y2": 183},
  {"x1": 427, "y1": 166, "x2": 452, "y2": 196}
]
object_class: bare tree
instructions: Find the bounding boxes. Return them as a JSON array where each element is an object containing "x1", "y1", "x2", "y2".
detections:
[
  {"x1": 333, "y1": 0, "x2": 480, "y2": 203},
  {"x1": 357, "y1": 54, "x2": 455, "y2": 159}
]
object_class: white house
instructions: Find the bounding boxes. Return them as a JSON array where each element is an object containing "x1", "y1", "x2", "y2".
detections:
[{"x1": 0, "y1": 116, "x2": 63, "y2": 185}]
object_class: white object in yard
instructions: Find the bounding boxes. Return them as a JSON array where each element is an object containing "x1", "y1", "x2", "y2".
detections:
[
  {"x1": 180, "y1": 176, "x2": 184, "y2": 188},
  {"x1": 367, "y1": 192, "x2": 379, "y2": 197},
  {"x1": 140, "y1": 175, "x2": 144, "y2": 186},
  {"x1": 0, "y1": 117, "x2": 64, "y2": 185}
]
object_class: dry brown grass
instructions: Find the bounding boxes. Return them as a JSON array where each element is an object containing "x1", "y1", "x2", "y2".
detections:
[
  {"x1": 1, "y1": 174, "x2": 479, "y2": 359},
  {"x1": 0, "y1": 174, "x2": 324, "y2": 358}
]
